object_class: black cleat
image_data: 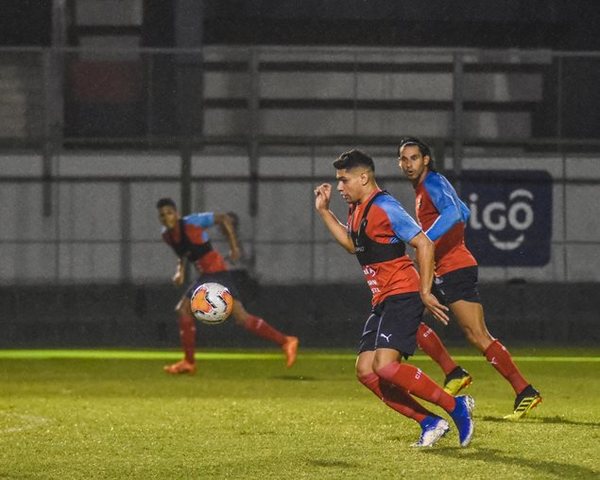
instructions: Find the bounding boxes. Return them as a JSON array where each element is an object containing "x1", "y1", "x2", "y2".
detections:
[
  {"x1": 504, "y1": 385, "x2": 542, "y2": 420},
  {"x1": 443, "y1": 366, "x2": 473, "y2": 395}
]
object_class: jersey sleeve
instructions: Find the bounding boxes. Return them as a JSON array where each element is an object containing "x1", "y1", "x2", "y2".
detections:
[
  {"x1": 423, "y1": 174, "x2": 469, "y2": 241},
  {"x1": 184, "y1": 212, "x2": 215, "y2": 228},
  {"x1": 375, "y1": 196, "x2": 422, "y2": 243}
]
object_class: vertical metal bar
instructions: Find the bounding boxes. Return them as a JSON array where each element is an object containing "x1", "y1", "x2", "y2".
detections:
[
  {"x1": 180, "y1": 145, "x2": 192, "y2": 216},
  {"x1": 247, "y1": 48, "x2": 260, "y2": 271},
  {"x1": 452, "y1": 52, "x2": 465, "y2": 193},
  {"x1": 309, "y1": 144, "x2": 316, "y2": 284},
  {"x1": 42, "y1": 50, "x2": 53, "y2": 217},
  {"x1": 352, "y1": 52, "x2": 358, "y2": 135},
  {"x1": 557, "y1": 55, "x2": 568, "y2": 282},
  {"x1": 146, "y1": 53, "x2": 154, "y2": 143},
  {"x1": 120, "y1": 181, "x2": 132, "y2": 284}
]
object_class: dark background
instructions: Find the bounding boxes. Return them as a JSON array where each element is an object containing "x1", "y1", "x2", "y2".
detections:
[{"x1": 3, "y1": 0, "x2": 600, "y2": 50}]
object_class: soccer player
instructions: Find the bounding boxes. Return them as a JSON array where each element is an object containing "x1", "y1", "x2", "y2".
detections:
[
  {"x1": 156, "y1": 198, "x2": 299, "y2": 374},
  {"x1": 314, "y1": 149, "x2": 474, "y2": 448},
  {"x1": 397, "y1": 137, "x2": 542, "y2": 419}
]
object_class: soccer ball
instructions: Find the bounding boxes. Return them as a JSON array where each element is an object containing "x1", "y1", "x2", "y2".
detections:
[{"x1": 190, "y1": 282, "x2": 234, "y2": 325}]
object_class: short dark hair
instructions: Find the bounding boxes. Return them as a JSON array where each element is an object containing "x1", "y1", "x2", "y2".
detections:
[
  {"x1": 333, "y1": 149, "x2": 375, "y2": 172},
  {"x1": 156, "y1": 197, "x2": 177, "y2": 210},
  {"x1": 397, "y1": 136, "x2": 436, "y2": 172}
]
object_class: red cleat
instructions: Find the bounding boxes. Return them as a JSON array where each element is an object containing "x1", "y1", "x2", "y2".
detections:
[
  {"x1": 163, "y1": 360, "x2": 197, "y2": 375},
  {"x1": 282, "y1": 336, "x2": 299, "y2": 368}
]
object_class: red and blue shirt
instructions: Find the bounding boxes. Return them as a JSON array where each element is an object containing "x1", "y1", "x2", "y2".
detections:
[
  {"x1": 415, "y1": 171, "x2": 477, "y2": 276},
  {"x1": 161, "y1": 212, "x2": 228, "y2": 274},
  {"x1": 348, "y1": 190, "x2": 422, "y2": 306}
]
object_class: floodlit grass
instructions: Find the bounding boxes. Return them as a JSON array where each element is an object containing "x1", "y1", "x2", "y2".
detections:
[{"x1": 0, "y1": 348, "x2": 599, "y2": 479}]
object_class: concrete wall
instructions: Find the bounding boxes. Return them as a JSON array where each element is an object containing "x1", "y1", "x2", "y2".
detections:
[{"x1": 1, "y1": 151, "x2": 599, "y2": 284}]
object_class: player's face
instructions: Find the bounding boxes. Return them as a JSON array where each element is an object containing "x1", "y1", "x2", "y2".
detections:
[
  {"x1": 158, "y1": 206, "x2": 179, "y2": 229},
  {"x1": 399, "y1": 145, "x2": 430, "y2": 184},
  {"x1": 336, "y1": 168, "x2": 368, "y2": 204}
]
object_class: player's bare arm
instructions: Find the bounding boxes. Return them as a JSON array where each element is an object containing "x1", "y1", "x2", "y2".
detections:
[
  {"x1": 173, "y1": 258, "x2": 185, "y2": 286},
  {"x1": 314, "y1": 183, "x2": 355, "y2": 253},
  {"x1": 215, "y1": 213, "x2": 241, "y2": 261},
  {"x1": 409, "y1": 232, "x2": 449, "y2": 325}
]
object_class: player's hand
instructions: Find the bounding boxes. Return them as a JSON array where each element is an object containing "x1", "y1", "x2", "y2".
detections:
[
  {"x1": 229, "y1": 245, "x2": 241, "y2": 262},
  {"x1": 314, "y1": 183, "x2": 332, "y2": 211},
  {"x1": 172, "y1": 270, "x2": 184, "y2": 286},
  {"x1": 421, "y1": 292, "x2": 449, "y2": 325}
]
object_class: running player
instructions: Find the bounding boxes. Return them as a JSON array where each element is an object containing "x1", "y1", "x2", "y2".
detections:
[
  {"x1": 314, "y1": 149, "x2": 474, "y2": 447},
  {"x1": 398, "y1": 137, "x2": 542, "y2": 419},
  {"x1": 157, "y1": 198, "x2": 299, "y2": 374}
]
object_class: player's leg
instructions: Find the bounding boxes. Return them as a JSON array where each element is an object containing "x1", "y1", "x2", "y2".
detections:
[
  {"x1": 450, "y1": 299, "x2": 542, "y2": 418},
  {"x1": 164, "y1": 295, "x2": 197, "y2": 375},
  {"x1": 416, "y1": 322, "x2": 472, "y2": 395},
  {"x1": 370, "y1": 294, "x2": 474, "y2": 446},
  {"x1": 232, "y1": 300, "x2": 299, "y2": 368},
  {"x1": 356, "y1": 348, "x2": 449, "y2": 447}
]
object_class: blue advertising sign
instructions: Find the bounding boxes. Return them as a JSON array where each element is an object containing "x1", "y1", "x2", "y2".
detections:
[{"x1": 461, "y1": 170, "x2": 552, "y2": 266}]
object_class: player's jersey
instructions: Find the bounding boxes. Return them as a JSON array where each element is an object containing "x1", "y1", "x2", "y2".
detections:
[
  {"x1": 415, "y1": 171, "x2": 477, "y2": 276},
  {"x1": 161, "y1": 212, "x2": 228, "y2": 274},
  {"x1": 348, "y1": 190, "x2": 422, "y2": 306}
]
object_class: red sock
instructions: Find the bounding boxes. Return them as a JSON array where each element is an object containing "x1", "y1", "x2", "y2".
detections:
[
  {"x1": 484, "y1": 340, "x2": 529, "y2": 394},
  {"x1": 178, "y1": 313, "x2": 196, "y2": 364},
  {"x1": 359, "y1": 372, "x2": 433, "y2": 423},
  {"x1": 376, "y1": 362, "x2": 456, "y2": 413},
  {"x1": 243, "y1": 315, "x2": 287, "y2": 345},
  {"x1": 416, "y1": 322, "x2": 458, "y2": 375}
]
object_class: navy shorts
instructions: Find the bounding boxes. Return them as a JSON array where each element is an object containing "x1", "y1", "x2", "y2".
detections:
[
  {"x1": 358, "y1": 292, "x2": 425, "y2": 358},
  {"x1": 432, "y1": 266, "x2": 481, "y2": 305},
  {"x1": 185, "y1": 271, "x2": 241, "y2": 300}
]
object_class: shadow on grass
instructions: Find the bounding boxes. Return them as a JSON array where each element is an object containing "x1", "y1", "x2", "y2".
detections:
[
  {"x1": 269, "y1": 375, "x2": 320, "y2": 381},
  {"x1": 481, "y1": 415, "x2": 600, "y2": 428},
  {"x1": 423, "y1": 447, "x2": 597, "y2": 478}
]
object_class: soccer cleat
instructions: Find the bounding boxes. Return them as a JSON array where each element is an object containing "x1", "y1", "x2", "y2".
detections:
[
  {"x1": 443, "y1": 366, "x2": 473, "y2": 396},
  {"x1": 503, "y1": 385, "x2": 542, "y2": 420},
  {"x1": 449, "y1": 395, "x2": 475, "y2": 447},
  {"x1": 163, "y1": 360, "x2": 197, "y2": 375},
  {"x1": 411, "y1": 416, "x2": 450, "y2": 447},
  {"x1": 282, "y1": 336, "x2": 299, "y2": 368}
]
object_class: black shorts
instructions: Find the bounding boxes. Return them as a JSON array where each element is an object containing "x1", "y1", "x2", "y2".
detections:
[
  {"x1": 185, "y1": 270, "x2": 241, "y2": 300},
  {"x1": 432, "y1": 266, "x2": 481, "y2": 305},
  {"x1": 358, "y1": 292, "x2": 424, "y2": 358}
]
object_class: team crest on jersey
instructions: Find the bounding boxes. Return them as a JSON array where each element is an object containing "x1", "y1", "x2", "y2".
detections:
[{"x1": 362, "y1": 265, "x2": 376, "y2": 277}]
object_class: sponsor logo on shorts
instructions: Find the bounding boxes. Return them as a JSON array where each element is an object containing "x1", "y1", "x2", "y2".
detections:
[{"x1": 379, "y1": 333, "x2": 392, "y2": 342}]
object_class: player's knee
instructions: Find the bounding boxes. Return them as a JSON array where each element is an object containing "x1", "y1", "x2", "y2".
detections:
[
  {"x1": 464, "y1": 328, "x2": 492, "y2": 351},
  {"x1": 373, "y1": 358, "x2": 397, "y2": 378},
  {"x1": 356, "y1": 363, "x2": 374, "y2": 380}
]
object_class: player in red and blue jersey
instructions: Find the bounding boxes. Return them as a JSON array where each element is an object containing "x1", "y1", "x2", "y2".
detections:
[
  {"x1": 157, "y1": 198, "x2": 298, "y2": 374},
  {"x1": 315, "y1": 149, "x2": 474, "y2": 447},
  {"x1": 398, "y1": 137, "x2": 542, "y2": 419}
]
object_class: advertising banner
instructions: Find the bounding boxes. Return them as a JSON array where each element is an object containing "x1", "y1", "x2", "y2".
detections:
[{"x1": 461, "y1": 170, "x2": 553, "y2": 266}]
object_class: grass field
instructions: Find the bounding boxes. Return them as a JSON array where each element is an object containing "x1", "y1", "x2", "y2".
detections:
[{"x1": 1, "y1": 348, "x2": 599, "y2": 479}]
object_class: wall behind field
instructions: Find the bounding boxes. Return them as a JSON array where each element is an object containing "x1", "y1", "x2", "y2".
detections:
[
  {"x1": 1, "y1": 151, "x2": 600, "y2": 284},
  {"x1": 0, "y1": 280, "x2": 597, "y2": 348}
]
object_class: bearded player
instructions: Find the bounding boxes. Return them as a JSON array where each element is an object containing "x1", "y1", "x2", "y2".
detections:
[
  {"x1": 157, "y1": 197, "x2": 298, "y2": 374},
  {"x1": 398, "y1": 137, "x2": 542, "y2": 419}
]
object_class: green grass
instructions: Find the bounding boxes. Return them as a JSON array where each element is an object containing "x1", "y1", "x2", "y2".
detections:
[{"x1": 1, "y1": 348, "x2": 599, "y2": 479}]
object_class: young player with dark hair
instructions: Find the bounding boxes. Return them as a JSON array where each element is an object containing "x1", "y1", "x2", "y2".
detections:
[
  {"x1": 314, "y1": 149, "x2": 475, "y2": 448},
  {"x1": 156, "y1": 198, "x2": 299, "y2": 374},
  {"x1": 398, "y1": 137, "x2": 542, "y2": 419}
]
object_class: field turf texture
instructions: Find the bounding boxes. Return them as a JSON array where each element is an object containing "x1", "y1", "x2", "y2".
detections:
[{"x1": 1, "y1": 348, "x2": 599, "y2": 479}]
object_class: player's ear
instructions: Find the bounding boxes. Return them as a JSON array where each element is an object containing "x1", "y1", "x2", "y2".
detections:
[
  {"x1": 423, "y1": 155, "x2": 431, "y2": 168},
  {"x1": 360, "y1": 170, "x2": 370, "y2": 186}
]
